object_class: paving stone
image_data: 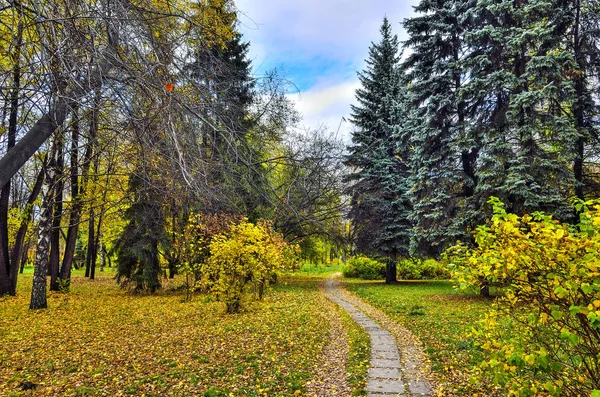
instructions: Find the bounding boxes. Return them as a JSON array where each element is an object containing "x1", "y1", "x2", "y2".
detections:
[
  {"x1": 368, "y1": 367, "x2": 402, "y2": 379},
  {"x1": 367, "y1": 379, "x2": 405, "y2": 393},
  {"x1": 371, "y1": 358, "x2": 402, "y2": 368},
  {"x1": 372, "y1": 342, "x2": 399, "y2": 352},
  {"x1": 367, "y1": 394, "x2": 405, "y2": 397},
  {"x1": 372, "y1": 349, "x2": 400, "y2": 360},
  {"x1": 371, "y1": 336, "x2": 394, "y2": 342},
  {"x1": 371, "y1": 330, "x2": 392, "y2": 336},
  {"x1": 408, "y1": 381, "x2": 434, "y2": 396}
]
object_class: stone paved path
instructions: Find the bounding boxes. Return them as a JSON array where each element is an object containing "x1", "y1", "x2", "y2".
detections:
[{"x1": 325, "y1": 277, "x2": 434, "y2": 397}]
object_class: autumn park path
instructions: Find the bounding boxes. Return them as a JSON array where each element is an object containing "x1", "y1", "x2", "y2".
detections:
[{"x1": 325, "y1": 276, "x2": 434, "y2": 397}]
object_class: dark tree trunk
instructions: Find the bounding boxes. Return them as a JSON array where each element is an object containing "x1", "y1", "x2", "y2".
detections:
[
  {"x1": 49, "y1": 139, "x2": 64, "y2": 290},
  {"x1": 385, "y1": 255, "x2": 397, "y2": 284},
  {"x1": 19, "y1": 244, "x2": 29, "y2": 274},
  {"x1": 480, "y1": 279, "x2": 490, "y2": 298},
  {"x1": 85, "y1": 209, "x2": 95, "y2": 278},
  {"x1": 100, "y1": 242, "x2": 106, "y2": 272},
  {"x1": 0, "y1": 14, "x2": 23, "y2": 296},
  {"x1": 572, "y1": 1, "x2": 586, "y2": 201},
  {"x1": 10, "y1": 167, "x2": 45, "y2": 285},
  {"x1": 61, "y1": 100, "x2": 98, "y2": 283},
  {"x1": 90, "y1": 216, "x2": 102, "y2": 280}
]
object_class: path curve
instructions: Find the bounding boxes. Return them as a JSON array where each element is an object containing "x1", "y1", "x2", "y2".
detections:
[{"x1": 325, "y1": 276, "x2": 434, "y2": 397}]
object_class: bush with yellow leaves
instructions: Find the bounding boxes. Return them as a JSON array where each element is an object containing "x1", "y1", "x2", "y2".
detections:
[
  {"x1": 201, "y1": 219, "x2": 299, "y2": 313},
  {"x1": 448, "y1": 197, "x2": 600, "y2": 396}
]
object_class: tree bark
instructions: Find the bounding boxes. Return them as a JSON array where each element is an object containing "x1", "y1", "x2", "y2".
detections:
[
  {"x1": 0, "y1": 13, "x2": 23, "y2": 296},
  {"x1": 19, "y1": 243, "x2": 29, "y2": 274},
  {"x1": 85, "y1": 209, "x2": 95, "y2": 278},
  {"x1": 90, "y1": 217, "x2": 102, "y2": 280},
  {"x1": 49, "y1": 137, "x2": 64, "y2": 290},
  {"x1": 10, "y1": 166, "x2": 45, "y2": 288},
  {"x1": 60, "y1": 99, "x2": 98, "y2": 283},
  {"x1": 100, "y1": 241, "x2": 105, "y2": 272},
  {"x1": 30, "y1": 145, "x2": 58, "y2": 310},
  {"x1": 385, "y1": 254, "x2": 397, "y2": 284}
]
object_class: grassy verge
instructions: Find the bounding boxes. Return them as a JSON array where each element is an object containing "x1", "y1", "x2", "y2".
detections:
[
  {"x1": 345, "y1": 279, "x2": 496, "y2": 396},
  {"x1": 289, "y1": 262, "x2": 345, "y2": 277},
  {"x1": 338, "y1": 307, "x2": 369, "y2": 396},
  {"x1": 0, "y1": 274, "x2": 330, "y2": 397}
]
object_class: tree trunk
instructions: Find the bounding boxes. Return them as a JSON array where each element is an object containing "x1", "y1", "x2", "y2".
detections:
[
  {"x1": 60, "y1": 100, "x2": 98, "y2": 283},
  {"x1": 480, "y1": 279, "x2": 490, "y2": 298},
  {"x1": 85, "y1": 209, "x2": 95, "y2": 278},
  {"x1": 0, "y1": 14, "x2": 23, "y2": 296},
  {"x1": 30, "y1": 147, "x2": 58, "y2": 310},
  {"x1": 10, "y1": 166, "x2": 45, "y2": 288},
  {"x1": 49, "y1": 138, "x2": 64, "y2": 290},
  {"x1": 100, "y1": 241, "x2": 105, "y2": 272},
  {"x1": 19, "y1": 244, "x2": 29, "y2": 274},
  {"x1": 385, "y1": 255, "x2": 397, "y2": 284},
  {"x1": 90, "y1": 218, "x2": 102, "y2": 280}
]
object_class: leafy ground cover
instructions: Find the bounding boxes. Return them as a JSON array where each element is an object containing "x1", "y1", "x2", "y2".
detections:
[
  {"x1": 345, "y1": 280, "x2": 500, "y2": 396},
  {"x1": 338, "y1": 304, "x2": 369, "y2": 396},
  {"x1": 0, "y1": 273, "x2": 332, "y2": 397}
]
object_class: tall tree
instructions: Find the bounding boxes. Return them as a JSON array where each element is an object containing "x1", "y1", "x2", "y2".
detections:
[
  {"x1": 402, "y1": 0, "x2": 477, "y2": 256},
  {"x1": 463, "y1": 0, "x2": 577, "y2": 221},
  {"x1": 345, "y1": 17, "x2": 410, "y2": 283}
]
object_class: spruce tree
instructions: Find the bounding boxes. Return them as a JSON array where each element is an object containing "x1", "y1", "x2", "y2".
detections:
[
  {"x1": 402, "y1": 0, "x2": 477, "y2": 256},
  {"x1": 463, "y1": 0, "x2": 577, "y2": 221},
  {"x1": 115, "y1": 171, "x2": 166, "y2": 293},
  {"x1": 346, "y1": 17, "x2": 410, "y2": 282}
]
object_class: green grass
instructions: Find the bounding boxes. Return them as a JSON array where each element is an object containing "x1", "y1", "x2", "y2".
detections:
[
  {"x1": 345, "y1": 279, "x2": 494, "y2": 396},
  {"x1": 339, "y1": 307, "x2": 369, "y2": 396},
  {"x1": 285, "y1": 262, "x2": 345, "y2": 277}
]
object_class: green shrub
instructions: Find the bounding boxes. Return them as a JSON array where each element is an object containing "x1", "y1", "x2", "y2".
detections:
[
  {"x1": 396, "y1": 258, "x2": 450, "y2": 280},
  {"x1": 343, "y1": 255, "x2": 385, "y2": 280}
]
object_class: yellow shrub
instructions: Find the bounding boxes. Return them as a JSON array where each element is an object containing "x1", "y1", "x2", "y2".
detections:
[
  {"x1": 203, "y1": 219, "x2": 299, "y2": 313},
  {"x1": 448, "y1": 197, "x2": 600, "y2": 396}
]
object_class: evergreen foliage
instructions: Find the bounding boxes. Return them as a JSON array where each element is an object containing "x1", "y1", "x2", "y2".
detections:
[
  {"x1": 346, "y1": 17, "x2": 412, "y2": 280},
  {"x1": 115, "y1": 173, "x2": 166, "y2": 293},
  {"x1": 402, "y1": 0, "x2": 477, "y2": 256},
  {"x1": 356, "y1": 0, "x2": 600, "y2": 257}
]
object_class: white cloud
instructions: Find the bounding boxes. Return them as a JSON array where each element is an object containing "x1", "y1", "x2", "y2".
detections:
[
  {"x1": 288, "y1": 79, "x2": 360, "y2": 142},
  {"x1": 235, "y1": 0, "x2": 418, "y2": 69},
  {"x1": 234, "y1": 0, "x2": 419, "y2": 141}
]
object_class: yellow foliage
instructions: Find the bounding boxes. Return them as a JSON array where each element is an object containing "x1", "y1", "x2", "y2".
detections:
[
  {"x1": 448, "y1": 197, "x2": 600, "y2": 396},
  {"x1": 204, "y1": 219, "x2": 299, "y2": 313},
  {"x1": 0, "y1": 273, "x2": 330, "y2": 396}
]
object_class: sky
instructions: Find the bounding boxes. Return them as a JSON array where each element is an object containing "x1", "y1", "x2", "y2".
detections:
[{"x1": 234, "y1": 0, "x2": 419, "y2": 141}]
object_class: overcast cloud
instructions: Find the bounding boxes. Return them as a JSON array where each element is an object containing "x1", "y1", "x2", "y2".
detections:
[{"x1": 234, "y1": 1, "x2": 419, "y2": 141}]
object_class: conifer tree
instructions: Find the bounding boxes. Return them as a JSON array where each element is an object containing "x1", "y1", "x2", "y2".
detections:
[
  {"x1": 463, "y1": 0, "x2": 577, "y2": 221},
  {"x1": 115, "y1": 171, "x2": 166, "y2": 293},
  {"x1": 346, "y1": 17, "x2": 410, "y2": 282},
  {"x1": 402, "y1": 0, "x2": 477, "y2": 256}
]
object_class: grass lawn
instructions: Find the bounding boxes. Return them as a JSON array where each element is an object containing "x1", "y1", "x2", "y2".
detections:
[
  {"x1": 345, "y1": 279, "x2": 499, "y2": 396},
  {"x1": 0, "y1": 271, "x2": 332, "y2": 397}
]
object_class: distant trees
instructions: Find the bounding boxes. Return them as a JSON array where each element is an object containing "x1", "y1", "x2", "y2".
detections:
[
  {"x1": 0, "y1": 0, "x2": 348, "y2": 306},
  {"x1": 347, "y1": 2, "x2": 600, "y2": 262}
]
